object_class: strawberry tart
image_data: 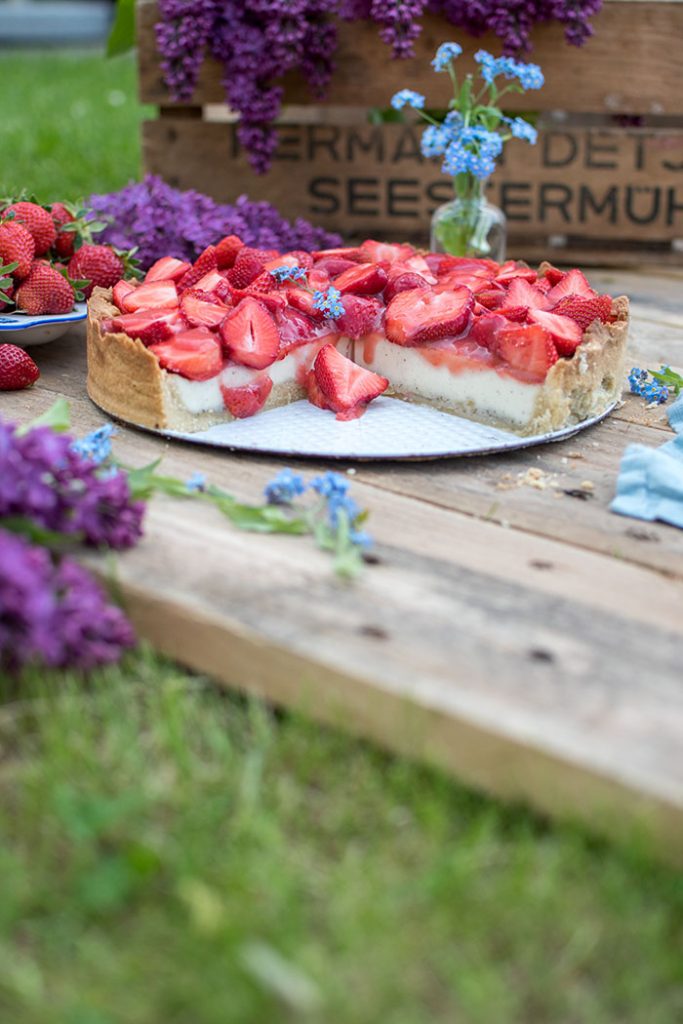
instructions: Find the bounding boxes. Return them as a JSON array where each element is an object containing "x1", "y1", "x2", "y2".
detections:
[{"x1": 86, "y1": 236, "x2": 629, "y2": 436}]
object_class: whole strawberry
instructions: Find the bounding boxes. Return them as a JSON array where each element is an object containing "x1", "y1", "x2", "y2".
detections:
[
  {"x1": 15, "y1": 263, "x2": 75, "y2": 315},
  {"x1": 3, "y1": 201, "x2": 56, "y2": 256},
  {"x1": 50, "y1": 201, "x2": 77, "y2": 258},
  {"x1": 0, "y1": 344, "x2": 40, "y2": 390},
  {"x1": 68, "y1": 244, "x2": 124, "y2": 298},
  {"x1": 0, "y1": 220, "x2": 35, "y2": 279}
]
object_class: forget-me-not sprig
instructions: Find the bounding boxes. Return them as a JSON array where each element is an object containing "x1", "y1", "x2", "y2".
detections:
[
  {"x1": 312, "y1": 286, "x2": 344, "y2": 319},
  {"x1": 269, "y1": 264, "x2": 307, "y2": 284},
  {"x1": 311, "y1": 471, "x2": 349, "y2": 500},
  {"x1": 431, "y1": 42, "x2": 462, "y2": 72},
  {"x1": 629, "y1": 367, "x2": 670, "y2": 405},
  {"x1": 474, "y1": 50, "x2": 544, "y2": 90},
  {"x1": 390, "y1": 88, "x2": 426, "y2": 111},
  {"x1": 460, "y1": 125, "x2": 503, "y2": 158},
  {"x1": 420, "y1": 124, "x2": 451, "y2": 158},
  {"x1": 264, "y1": 468, "x2": 306, "y2": 505},
  {"x1": 506, "y1": 116, "x2": 538, "y2": 145},
  {"x1": 71, "y1": 423, "x2": 117, "y2": 465}
]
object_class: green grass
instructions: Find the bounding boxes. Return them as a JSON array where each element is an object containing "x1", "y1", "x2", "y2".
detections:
[
  {"x1": 0, "y1": 50, "x2": 152, "y2": 203},
  {"x1": 1, "y1": 651, "x2": 682, "y2": 1024},
  {"x1": 1, "y1": 48, "x2": 682, "y2": 1024}
]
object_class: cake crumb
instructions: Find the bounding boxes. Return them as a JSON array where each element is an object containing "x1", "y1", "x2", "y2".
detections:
[
  {"x1": 566, "y1": 450, "x2": 584, "y2": 459},
  {"x1": 579, "y1": 480, "x2": 594, "y2": 491},
  {"x1": 497, "y1": 467, "x2": 559, "y2": 491}
]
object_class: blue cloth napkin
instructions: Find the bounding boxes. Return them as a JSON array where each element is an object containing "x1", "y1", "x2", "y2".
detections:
[{"x1": 611, "y1": 394, "x2": 683, "y2": 529}]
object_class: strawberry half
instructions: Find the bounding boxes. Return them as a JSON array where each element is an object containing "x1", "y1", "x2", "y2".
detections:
[
  {"x1": 312, "y1": 343, "x2": 388, "y2": 420},
  {"x1": 180, "y1": 289, "x2": 230, "y2": 328},
  {"x1": 145, "y1": 256, "x2": 192, "y2": 282},
  {"x1": 528, "y1": 309, "x2": 583, "y2": 356},
  {"x1": 149, "y1": 328, "x2": 223, "y2": 381},
  {"x1": 504, "y1": 277, "x2": 551, "y2": 310},
  {"x1": 336, "y1": 295, "x2": 382, "y2": 340},
  {"x1": 333, "y1": 262, "x2": 388, "y2": 296},
  {"x1": 215, "y1": 234, "x2": 244, "y2": 270},
  {"x1": 496, "y1": 306, "x2": 529, "y2": 323},
  {"x1": 359, "y1": 240, "x2": 414, "y2": 264},
  {"x1": 311, "y1": 256, "x2": 357, "y2": 278},
  {"x1": 112, "y1": 279, "x2": 137, "y2": 312},
  {"x1": 121, "y1": 280, "x2": 178, "y2": 312},
  {"x1": 546, "y1": 268, "x2": 597, "y2": 305},
  {"x1": 385, "y1": 286, "x2": 474, "y2": 346},
  {"x1": 312, "y1": 246, "x2": 365, "y2": 262},
  {"x1": 551, "y1": 294, "x2": 614, "y2": 331},
  {"x1": 495, "y1": 260, "x2": 537, "y2": 284},
  {"x1": 286, "y1": 287, "x2": 325, "y2": 321},
  {"x1": 383, "y1": 272, "x2": 430, "y2": 305},
  {"x1": 496, "y1": 323, "x2": 558, "y2": 381},
  {"x1": 219, "y1": 297, "x2": 279, "y2": 369},
  {"x1": 177, "y1": 246, "x2": 218, "y2": 293},
  {"x1": 0, "y1": 343, "x2": 40, "y2": 390},
  {"x1": 221, "y1": 376, "x2": 273, "y2": 418},
  {"x1": 469, "y1": 313, "x2": 508, "y2": 350},
  {"x1": 110, "y1": 311, "x2": 177, "y2": 346},
  {"x1": 226, "y1": 254, "x2": 265, "y2": 289}
]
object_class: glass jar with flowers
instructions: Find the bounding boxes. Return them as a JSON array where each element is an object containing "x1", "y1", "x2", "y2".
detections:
[{"x1": 390, "y1": 44, "x2": 544, "y2": 261}]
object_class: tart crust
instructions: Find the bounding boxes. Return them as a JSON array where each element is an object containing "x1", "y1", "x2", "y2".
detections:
[{"x1": 86, "y1": 283, "x2": 629, "y2": 436}]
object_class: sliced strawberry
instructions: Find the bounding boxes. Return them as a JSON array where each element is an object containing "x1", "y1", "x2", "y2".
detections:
[
  {"x1": 398, "y1": 254, "x2": 437, "y2": 282},
  {"x1": 312, "y1": 246, "x2": 365, "y2": 262},
  {"x1": 229, "y1": 284, "x2": 287, "y2": 313},
  {"x1": 505, "y1": 277, "x2": 551, "y2": 311},
  {"x1": 193, "y1": 269, "x2": 226, "y2": 295},
  {"x1": 551, "y1": 294, "x2": 614, "y2": 331},
  {"x1": 149, "y1": 328, "x2": 223, "y2": 381},
  {"x1": 286, "y1": 287, "x2": 325, "y2": 321},
  {"x1": 336, "y1": 295, "x2": 382, "y2": 340},
  {"x1": 469, "y1": 313, "x2": 507, "y2": 350},
  {"x1": 313, "y1": 256, "x2": 358, "y2": 278},
  {"x1": 121, "y1": 280, "x2": 178, "y2": 312},
  {"x1": 110, "y1": 310, "x2": 177, "y2": 346},
  {"x1": 475, "y1": 285, "x2": 506, "y2": 310},
  {"x1": 313, "y1": 343, "x2": 388, "y2": 419},
  {"x1": 308, "y1": 268, "x2": 330, "y2": 292},
  {"x1": 496, "y1": 306, "x2": 529, "y2": 323},
  {"x1": 226, "y1": 255, "x2": 264, "y2": 289},
  {"x1": 264, "y1": 250, "x2": 314, "y2": 272},
  {"x1": 219, "y1": 297, "x2": 279, "y2": 369},
  {"x1": 383, "y1": 273, "x2": 430, "y2": 305},
  {"x1": 359, "y1": 240, "x2": 414, "y2": 264},
  {"x1": 112, "y1": 279, "x2": 137, "y2": 312},
  {"x1": 237, "y1": 246, "x2": 280, "y2": 266},
  {"x1": 305, "y1": 368, "x2": 328, "y2": 410},
  {"x1": 385, "y1": 286, "x2": 474, "y2": 346},
  {"x1": 180, "y1": 289, "x2": 231, "y2": 329},
  {"x1": 542, "y1": 263, "x2": 565, "y2": 286},
  {"x1": 221, "y1": 376, "x2": 273, "y2": 418},
  {"x1": 145, "y1": 256, "x2": 191, "y2": 283},
  {"x1": 176, "y1": 246, "x2": 219, "y2": 293},
  {"x1": 528, "y1": 308, "x2": 583, "y2": 356},
  {"x1": 546, "y1": 268, "x2": 597, "y2": 305},
  {"x1": 333, "y1": 262, "x2": 388, "y2": 296},
  {"x1": 276, "y1": 307, "x2": 321, "y2": 356},
  {"x1": 496, "y1": 323, "x2": 558, "y2": 381},
  {"x1": 495, "y1": 260, "x2": 538, "y2": 284},
  {"x1": 215, "y1": 234, "x2": 244, "y2": 270}
]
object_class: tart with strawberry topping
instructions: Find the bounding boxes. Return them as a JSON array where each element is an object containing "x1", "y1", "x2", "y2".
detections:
[{"x1": 86, "y1": 236, "x2": 628, "y2": 436}]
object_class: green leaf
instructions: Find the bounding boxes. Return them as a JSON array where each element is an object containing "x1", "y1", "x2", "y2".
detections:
[
  {"x1": 16, "y1": 397, "x2": 71, "y2": 436},
  {"x1": 211, "y1": 495, "x2": 309, "y2": 535},
  {"x1": 1, "y1": 517, "x2": 75, "y2": 548},
  {"x1": 650, "y1": 366, "x2": 683, "y2": 395},
  {"x1": 107, "y1": 0, "x2": 136, "y2": 58}
]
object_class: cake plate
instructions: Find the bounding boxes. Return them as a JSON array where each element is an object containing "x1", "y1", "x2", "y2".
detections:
[{"x1": 113, "y1": 396, "x2": 618, "y2": 462}]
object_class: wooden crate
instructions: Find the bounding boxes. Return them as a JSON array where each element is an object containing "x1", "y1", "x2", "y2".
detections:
[{"x1": 138, "y1": 0, "x2": 683, "y2": 265}]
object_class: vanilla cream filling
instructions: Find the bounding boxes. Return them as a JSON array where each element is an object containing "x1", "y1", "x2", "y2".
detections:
[{"x1": 355, "y1": 339, "x2": 541, "y2": 427}]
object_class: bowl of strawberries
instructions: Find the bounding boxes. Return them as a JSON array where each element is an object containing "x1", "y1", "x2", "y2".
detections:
[{"x1": 0, "y1": 198, "x2": 137, "y2": 347}]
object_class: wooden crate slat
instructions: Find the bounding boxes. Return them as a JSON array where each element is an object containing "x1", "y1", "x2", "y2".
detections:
[
  {"x1": 138, "y1": 0, "x2": 683, "y2": 115},
  {"x1": 143, "y1": 119, "x2": 683, "y2": 255}
]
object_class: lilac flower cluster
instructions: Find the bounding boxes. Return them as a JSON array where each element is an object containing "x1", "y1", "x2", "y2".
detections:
[
  {"x1": 0, "y1": 420, "x2": 144, "y2": 551},
  {"x1": 0, "y1": 528, "x2": 135, "y2": 672},
  {"x1": 87, "y1": 176, "x2": 341, "y2": 272},
  {"x1": 432, "y1": 1, "x2": 603, "y2": 54},
  {"x1": 154, "y1": 2, "x2": 600, "y2": 172},
  {"x1": 628, "y1": 368, "x2": 669, "y2": 405}
]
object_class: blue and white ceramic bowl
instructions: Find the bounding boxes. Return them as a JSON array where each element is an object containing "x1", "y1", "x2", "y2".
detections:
[{"x1": 0, "y1": 303, "x2": 87, "y2": 347}]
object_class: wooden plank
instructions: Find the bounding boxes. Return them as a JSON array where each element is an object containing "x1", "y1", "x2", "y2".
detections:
[
  {"x1": 138, "y1": 0, "x2": 683, "y2": 116},
  {"x1": 4, "y1": 328, "x2": 683, "y2": 859},
  {"x1": 142, "y1": 119, "x2": 683, "y2": 254}
]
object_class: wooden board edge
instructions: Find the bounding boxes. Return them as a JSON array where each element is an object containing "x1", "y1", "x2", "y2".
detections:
[{"x1": 103, "y1": 575, "x2": 683, "y2": 867}]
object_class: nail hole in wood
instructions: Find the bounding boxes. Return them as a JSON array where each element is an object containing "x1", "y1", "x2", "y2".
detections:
[
  {"x1": 363, "y1": 552, "x2": 382, "y2": 565},
  {"x1": 625, "y1": 526, "x2": 660, "y2": 542},
  {"x1": 528, "y1": 648, "x2": 555, "y2": 664},
  {"x1": 530, "y1": 559, "x2": 554, "y2": 570},
  {"x1": 562, "y1": 488, "x2": 592, "y2": 500}
]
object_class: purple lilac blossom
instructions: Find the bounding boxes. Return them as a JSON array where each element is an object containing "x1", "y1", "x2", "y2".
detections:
[
  {"x1": 0, "y1": 527, "x2": 135, "y2": 672},
  {"x1": 87, "y1": 177, "x2": 342, "y2": 271},
  {"x1": 0, "y1": 419, "x2": 144, "y2": 550},
  {"x1": 431, "y1": 1, "x2": 602, "y2": 54}
]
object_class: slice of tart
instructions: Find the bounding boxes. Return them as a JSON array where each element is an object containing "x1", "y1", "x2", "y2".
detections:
[{"x1": 86, "y1": 238, "x2": 629, "y2": 436}]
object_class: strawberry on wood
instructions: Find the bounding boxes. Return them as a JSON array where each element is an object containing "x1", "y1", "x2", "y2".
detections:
[{"x1": 0, "y1": 343, "x2": 40, "y2": 390}]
